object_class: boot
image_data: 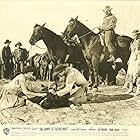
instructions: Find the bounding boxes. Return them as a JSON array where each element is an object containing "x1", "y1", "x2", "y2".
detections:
[
  {"x1": 107, "y1": 50, "x2": 119, "y2": 63},
  {"x1": 107, "y1": 54, "x2": 115, "y2": 62}
]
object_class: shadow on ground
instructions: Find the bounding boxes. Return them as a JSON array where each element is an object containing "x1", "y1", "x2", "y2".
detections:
[{"x1": 90, "y1": 93, "x2": 133, "y2": 103}]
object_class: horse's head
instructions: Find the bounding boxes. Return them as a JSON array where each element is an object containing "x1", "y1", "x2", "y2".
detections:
[
  {"x1": 29, "y1": 23, "x2": 46, "y2": 45},
  {"x1": 63, "y1": 16, "x2": 79, "y2": 39}
]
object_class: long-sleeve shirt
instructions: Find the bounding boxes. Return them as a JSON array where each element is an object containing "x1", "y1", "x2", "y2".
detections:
[
  {"x1": 102, "y1": 14, "x2": 117, "y2": 31},
  {"x1": 13, "y1": 48, "x2": 22, "y2": 62}
]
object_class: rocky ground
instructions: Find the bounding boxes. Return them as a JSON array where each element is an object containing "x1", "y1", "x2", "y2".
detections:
[{"x1": 0, "y1": 75, "x2": 140, "y2": 125}]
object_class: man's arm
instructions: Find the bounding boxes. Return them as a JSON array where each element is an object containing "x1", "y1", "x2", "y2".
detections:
[
  {"x1": 56, "y1": 73, "x2": 76, "y2": 97},
  {"x1": 19, "y1": 76, "x2": 47, "y2": 98}
]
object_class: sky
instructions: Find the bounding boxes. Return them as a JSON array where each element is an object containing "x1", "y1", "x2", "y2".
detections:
[{"x1": 1, "y1": 0, "x2": 140, "y2": 57}]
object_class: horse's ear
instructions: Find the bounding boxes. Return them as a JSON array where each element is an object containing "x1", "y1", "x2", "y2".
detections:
[
  {"x1": 70, "y1": 17, "x2": 74, "y2": 21},
  {"x1": 42, "y1": 23, "x2": 46, "y2": 27},
  {"x1": 75, "y1": 16, "x2": 78, "y2": 20},
  {"x1": 34, "y1": 24, "x2": 39, "y2": 28}
]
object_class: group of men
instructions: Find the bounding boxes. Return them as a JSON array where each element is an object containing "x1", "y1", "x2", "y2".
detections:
[
  {"x1": 0, "y1": 5, "x2": 140, "y2": 110},
  {"x1": 1, "y1": 39, "x2": 28, "y2": 79}
]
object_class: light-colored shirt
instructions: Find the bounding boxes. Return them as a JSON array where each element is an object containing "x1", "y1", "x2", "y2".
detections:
[
  {"x1": 102, "y1": 14, "x2": 117, "y2": 31},
  {"x1": 56, "y1": 67, "x2": 89, "y2": 96}
]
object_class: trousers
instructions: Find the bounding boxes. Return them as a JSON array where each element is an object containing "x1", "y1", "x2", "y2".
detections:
[{"x1": 104, "y1": 30, "x2": 116, "y2": 52}]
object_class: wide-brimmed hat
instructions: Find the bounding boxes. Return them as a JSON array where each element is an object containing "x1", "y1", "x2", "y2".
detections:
[
  {"x1": 53, "y1": 64, "x2": 68, "y2": 77},
  {"x1": 15, "y1": 42, "x2": 22, "y2": 47},
  {"x1": 103, "y1": 6, "x2": 113, "y2": 12},
  {"x1": 132, "y1": 29, "x2": 140, "y2": 35},
  {"x1": 4, "y1": 39, "x2": 11, "y2": 44}
]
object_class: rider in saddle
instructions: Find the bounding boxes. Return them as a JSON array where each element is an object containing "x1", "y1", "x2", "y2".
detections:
[{"x1": 99, "y1": 6, "x2": 121, "y2": 63}]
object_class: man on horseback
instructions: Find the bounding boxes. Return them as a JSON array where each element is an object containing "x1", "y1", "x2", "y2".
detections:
[{"x1": 99, "y1": 6, "x2": 119, "y2": 63}]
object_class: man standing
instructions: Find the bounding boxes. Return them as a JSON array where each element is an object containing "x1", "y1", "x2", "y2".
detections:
[
  {"x1": 13, "y1": 42, "x2": 24, "y2": 75},
  {"x1": 100, "y1": 6, "x2": 118, "y2": 62},
  {"x1": 2, "y1": 39, "x2": 13, "y2": 79}
]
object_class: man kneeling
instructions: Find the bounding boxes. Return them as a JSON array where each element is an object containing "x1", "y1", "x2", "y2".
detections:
[{"x1": 50, "y1": 64, "x2": 90, "y2": 107}]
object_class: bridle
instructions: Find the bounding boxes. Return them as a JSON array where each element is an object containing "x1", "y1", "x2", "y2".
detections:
[{"x1": 66, "y1": 20, "x2": 98, "y2": 39}]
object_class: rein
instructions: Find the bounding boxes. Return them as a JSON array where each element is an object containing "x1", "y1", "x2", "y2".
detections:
[
  {"x1": 34, "y1": 45, "x2": 47, "y2": 49},
  {"x1": 78, "y1": 27, "x2": 96, "y2": 39}
]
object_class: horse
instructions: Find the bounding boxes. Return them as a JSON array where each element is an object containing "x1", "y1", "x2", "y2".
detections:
[
  {"x1": 29, "y1": 23, "x2": 89, "y2": 80},
  {"x1": 29, "y1": 51, "x2": 55, "y2": 80},
  {"x1": 39, "y1": 52, "x2": 53, "y2": 80},
  {"x1": 63, "y1": 16, "x2": 133, "y2": 87}
]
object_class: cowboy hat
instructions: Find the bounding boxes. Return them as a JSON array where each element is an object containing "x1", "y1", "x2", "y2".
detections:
[
  {"x1": 53, "y1": 64, "x2": 68, "y2": 77},
  {"x1": 4, "y1": 39, "x2": 11, "y2": 44},
  {"x1": 15, "y1": 42, "x2": 22, "y2": 47},
  {"x1": 132, "y1": 29, "x2": 140, "y2": 35},
  {"x1": 103, "y1": 6, "x2": 113, "y2": 12}
]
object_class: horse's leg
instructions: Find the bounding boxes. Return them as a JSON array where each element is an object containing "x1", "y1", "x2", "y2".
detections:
[
  {"x1": 86, "y1": 60, "x2": 93, "y2": 87},
  {"x1": 1, "y1": 64, "x2": 3, "y2": 79},
  {"x1": 40, "y1": 66, "x2": 43, "y2": 80},
  {"x1": 20, "y1": 61, "x2": 24, "y2": 73},
  {"x1": 43, "y1": 66, "x2": 47, "y2": 81},
  {"x1": 44, "y1": 66, "x2": 47, "y2": 80},
  {"x1": 88, "y1": 70, "x2": 93, "y2": 87},
  {"x1": 82, "y1": 60, "x2": 89, "y2": 80},
  {"x1": 122, "y1": 61, "x2": 128, "y2": 73},
  {"x1": 91, "y1": 57, "x2": 99, "y2": 88}
]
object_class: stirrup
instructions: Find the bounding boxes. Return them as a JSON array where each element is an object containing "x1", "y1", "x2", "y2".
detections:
[
  {"x1": 114, "y1": 58, "x2": 122, "y2": 63},
  {"x1": 107, "y1": 56, "x2": 115, "y2": 62}
]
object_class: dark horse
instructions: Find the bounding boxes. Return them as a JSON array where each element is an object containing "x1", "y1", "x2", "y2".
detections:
[
  {"x1": 63, "y1": 16, "x2": 133, "y2": 87},
  {"x1": 29, "y1": 23, "x2": 89, "y2": 79}
]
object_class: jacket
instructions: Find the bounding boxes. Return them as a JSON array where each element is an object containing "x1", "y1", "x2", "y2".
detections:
[
  {"x1": 102, "y1": 14, "x2": 117, "y2": 31},
  {"x1": 2, "y1": 46, "x2": 12, "y2": 61}
]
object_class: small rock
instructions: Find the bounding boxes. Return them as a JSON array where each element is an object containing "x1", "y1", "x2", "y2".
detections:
[
  {"x1": 61, "y1": 114, "x2": 66, "y2": 119},
  {"x1": 70, "y1": 104, "x2": 79, "y2": 110},
  {"x1": 97, "y1": 110, "x2": 107, "y2": 116}
]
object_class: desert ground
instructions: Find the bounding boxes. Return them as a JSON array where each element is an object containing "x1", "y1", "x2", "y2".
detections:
[{"x1": 0, "y1": 71, "x2": 140, "y2": 125}]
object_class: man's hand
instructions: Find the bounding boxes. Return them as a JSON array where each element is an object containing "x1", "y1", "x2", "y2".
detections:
[
  {"x1": 97, "y1": 26, "x2": 103, "y2": 31},
  {"x1": 56, "y1": 91, "x2": 63, "y2": 97}
]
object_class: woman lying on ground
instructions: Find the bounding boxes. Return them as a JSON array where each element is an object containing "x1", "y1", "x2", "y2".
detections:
[{"x1": 0, "y1": 66, "x2": 47, "y2": 110}]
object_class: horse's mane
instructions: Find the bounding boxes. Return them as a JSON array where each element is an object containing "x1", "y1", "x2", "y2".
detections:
[
  {"x1": 77, "y1": 20, "x2": 97, "y2": 35},
  {"x1": 41, "y1": 25, "x2": 64, "y2": 43}
]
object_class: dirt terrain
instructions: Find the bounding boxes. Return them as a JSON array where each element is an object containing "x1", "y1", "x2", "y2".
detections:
[{"x1": 0, "y1": 76, "x2": 140, "y2": 126}]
